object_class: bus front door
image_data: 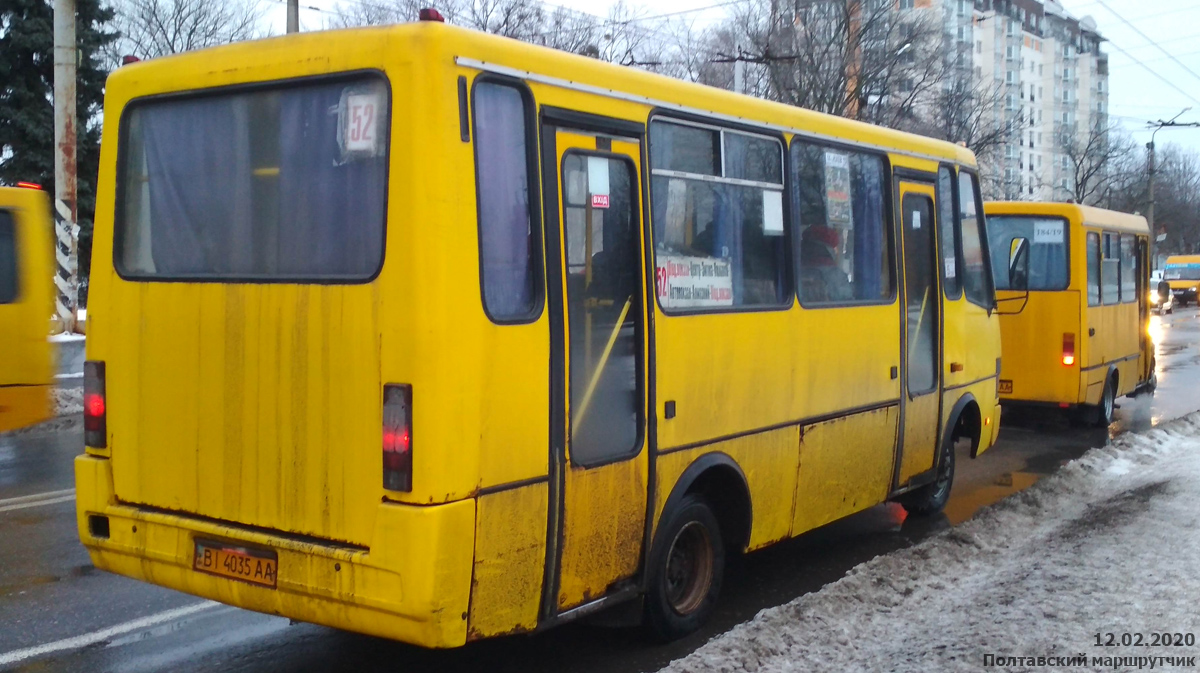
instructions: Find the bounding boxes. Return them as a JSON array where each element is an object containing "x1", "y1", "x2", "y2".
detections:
[
  {"x1": 895, "y1": 181, "x2": 943, "y2": 489},
  {"x1": 541, "y1": 122, "x2": 650, "y2": 616}
]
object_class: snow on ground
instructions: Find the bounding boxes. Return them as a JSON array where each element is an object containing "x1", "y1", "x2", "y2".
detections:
[
  {"x1": 52, "y1": 387, "x2": 82, "y2": 416},
  {"x1": 661, "y1": 412, "x2": 1200, "y2": 673}
]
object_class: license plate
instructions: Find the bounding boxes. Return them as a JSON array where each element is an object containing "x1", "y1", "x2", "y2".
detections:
[
  {"x1": 193, "y1": 539, "x2": 278, "y2": 588},
  {"x1": 998, "y1": 380, "x2": 1013, "y2": 394}
]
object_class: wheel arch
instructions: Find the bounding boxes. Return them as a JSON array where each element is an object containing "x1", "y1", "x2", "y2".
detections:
[
  {"x1": 653, "y1": 452, "x2": 753, "y2": 556},
  {"x1": 944, "y1": 392, "x2": 983, "y2": 459}
]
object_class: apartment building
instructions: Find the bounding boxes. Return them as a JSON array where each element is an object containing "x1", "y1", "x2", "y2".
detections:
[{"x1": 967, "y1": 0, "x2": 1109, "y2": 200}]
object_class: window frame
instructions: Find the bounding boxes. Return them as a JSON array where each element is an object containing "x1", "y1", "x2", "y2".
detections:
[
  {"x1": 112, "y1": 69, "x2": 393, "y2": 285},
  {"x1": 0, "y1": 209, "x2": 18, "y2": 305},
  {"x1": 1119, "y1": 232, "x2": 1138, "y2": 304},
  {"x1": 471, "y1": 74, "x2": 545, "y2": 325},
  {"x1": 1101, "y1": 232, "x2": 1120, "y2": 306},
  {"x1": 936, "y1": 163, "x2": 963, "y2": 300},
  {"x1": 647, "y1": 112, "x2": 794, "y2": 316},
  {"x1": 956, "y1": 168, "x2": 995, "y2": 310},
  {"x1": 1086, "y1": 231, "x2": 1101, "y2": 307},
  {"x1": 790, "y1": 135, "x2": 897, "y2": 310},
  {"x1": 558, "y1": 147, "x2": 646, "y2": 468}
]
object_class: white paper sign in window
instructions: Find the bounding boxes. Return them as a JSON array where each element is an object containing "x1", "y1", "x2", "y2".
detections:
[
  {"x1": 656, "y1": 254, "x2": 734, "y2": 308},
  {"x1": 344, "y1": 93, "x2": 382, "y2": 154},
  {"x1": 587, "y1": 156, "x2": 610, "y2": 199},
  {"x1": 1034, "y1": 221, "x2": 1064, "y2": 244},
  {"x1": 912, "y1": 210, "x2": 922, "y2": 230},
  {"x1": 762, "y1": 190, "x2": 784, "y2": 236}
]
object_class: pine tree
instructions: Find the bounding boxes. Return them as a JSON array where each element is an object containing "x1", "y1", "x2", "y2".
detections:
[{"x1": 0, "y1": 0, "x2": 116, "y2": 301}]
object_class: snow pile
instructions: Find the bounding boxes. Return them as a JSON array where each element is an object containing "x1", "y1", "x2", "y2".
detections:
[
  {"x1": 52, "y1": 386, "x2": 83, "y2": 416},
  {"x1": 660, "y1": 413, "x2": 1200, "y2": 673}
]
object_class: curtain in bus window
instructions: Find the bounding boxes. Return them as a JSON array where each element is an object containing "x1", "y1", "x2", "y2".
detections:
[
  {"x1": 850, "y1": 154, "x2": 886, "y2": 301},
  {"x1": 475, "y1": 83, "x2": 536, "y2": 319},
  {"x1": 1102, "y1": 234, "x2": 1119, "y2": 305},
  {"x1": 936, "y1": 167, "x2": 959, "y2": 297},
  {"x1": 141, "y1": 98, "x2": 255, "y2": 275},
  {"x1": 276, "y1": 87, "x2": 387, "y2": 276}
]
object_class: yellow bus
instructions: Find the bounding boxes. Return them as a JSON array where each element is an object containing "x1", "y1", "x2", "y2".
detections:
[
  {"x1": 1163, "y1": 255, "x2": 1200, "y2": 307},
  {"x1": 984, "y1": 202, "x2": 1153, "y2": 426},
  {"x1": 0, "y1": 185, "x2": 54, "y2": 433},
  {"x1": 76, "y1": 20, "x2": 1002, "y2": 646}
]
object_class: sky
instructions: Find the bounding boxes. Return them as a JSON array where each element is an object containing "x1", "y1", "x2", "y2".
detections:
[{"x1": 266, "y1": 0, "x2": 1200, "y2": 154}]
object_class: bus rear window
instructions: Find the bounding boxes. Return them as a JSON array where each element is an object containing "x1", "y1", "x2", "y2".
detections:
[
  {"x1": 986, "y1": 215, "x2": 1068, "y2": 291},
  {"x1": 116, "y1": 76, "x2": 389, "y2": 281},
  {"x1": 0, "y1": 210, "x2": 17, "y2": 303}
]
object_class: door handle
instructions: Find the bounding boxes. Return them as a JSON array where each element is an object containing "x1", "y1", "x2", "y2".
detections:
[
  {"x1": 1089, "y1": 328, "x2": 1096, "y2": 336},
  {"x1": 950, "y1": 362, "x2": 964, "y2": 373},
  {"x1": 890, "y1": 366, "x2": 899, "y2": 380}
]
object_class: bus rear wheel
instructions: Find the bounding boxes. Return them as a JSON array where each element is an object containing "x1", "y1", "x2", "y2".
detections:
[{"x1": 644, "y1": 495, "x2": 724, "y2": 641}]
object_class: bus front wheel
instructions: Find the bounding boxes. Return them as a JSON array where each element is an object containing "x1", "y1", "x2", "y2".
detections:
[{"x1": 644, "y1": 495, "x2": 725, "y2": 641}]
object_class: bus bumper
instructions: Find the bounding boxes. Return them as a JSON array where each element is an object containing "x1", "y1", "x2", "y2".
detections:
[{"x1": 74, "y1": 454, "x2": 475, "y2": 648}]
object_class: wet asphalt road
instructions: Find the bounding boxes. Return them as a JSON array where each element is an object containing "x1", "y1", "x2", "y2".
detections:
[{"x1": 2, "y1": 308, "x2": 1198, "y2": 672}]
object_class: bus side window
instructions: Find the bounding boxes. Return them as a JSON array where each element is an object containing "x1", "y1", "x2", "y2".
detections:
[
  {"x1": 956, "y1": 171, "x2": 991, "y2": 307},
  {"x1": 1101, "y1": 233, "x2": 1119, "y2": 305},
  {"x1": 791, "y1": 141, "x2": 890, "y2": 306},
  {"x1": 1087, "y1": 232, "x2": 1101, "y2": 306},
  {"x1": 473, "y1": 80, "x2": 540, "y2": 322},
  {"x1": 0, "y1": 210, "x2": 16, "y2": 304},
  {"x1": 1120, "y1": 234, "x2": 1137, "y2": 303},
  {"x1": 936, "y1": 166, "x2": 961, "y2": 298},
  {"x1": 650, "y1": 120, "x2": 788, "y2": 309}
]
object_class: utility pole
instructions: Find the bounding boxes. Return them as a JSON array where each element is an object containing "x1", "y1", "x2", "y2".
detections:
[
  {"x1": 733, "y1": 45, "x2": 745, "y2": 95},
  {"x1": 1145, "y1": 110, "x2": 1200, "y2": 270},
  {"x1": 53, "y1": 0, "x2": 78, "y2": 333},
  {"x1": 287, "y1": 0, "x2": 299, "y2": 33}
]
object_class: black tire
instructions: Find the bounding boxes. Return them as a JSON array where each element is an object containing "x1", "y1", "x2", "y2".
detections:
[
  {"x1": 1093, "y1": 375, "x2": 1116, "y2": 427},
  {"x1": 643, "y1": 495, "x2": 725, "y2": 642},
  {"x1": 900, "y1": 433, "x2": 956, "y2": 516}
]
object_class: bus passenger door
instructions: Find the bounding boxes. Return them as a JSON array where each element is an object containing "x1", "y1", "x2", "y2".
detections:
[
  {"x1": 895, "y1": 180, "x2": 942, "y2": 488},
  {"x1": 541, "y1": 122, "x2": 649, "y2": 616}
]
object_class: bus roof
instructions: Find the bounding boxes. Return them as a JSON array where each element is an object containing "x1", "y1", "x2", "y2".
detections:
[
  {"x1": 1163, "y1": 255, "x2": 1200, "y2": 266},
  {"x1": 983, "y1": 201, "x2": 1149, "y2": 235},
  {"x1": 109, "y1": 22, "x2": 978, "y2": 168}
]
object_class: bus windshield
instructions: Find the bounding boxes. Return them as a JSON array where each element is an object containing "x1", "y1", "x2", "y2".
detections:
[
  {"x1": 1165, "y1": 266, "x2": 1200, "y2": 281},
  {"x1": 986, "y1": 215, "x2": 1069, "y2": 290}
]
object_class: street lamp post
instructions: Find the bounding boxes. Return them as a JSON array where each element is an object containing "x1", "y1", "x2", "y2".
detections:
[{"x1": 1146, "y1": 108, "x2": 1194, "y2": 270}]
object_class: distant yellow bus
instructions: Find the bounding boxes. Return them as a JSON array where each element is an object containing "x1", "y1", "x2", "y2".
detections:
[
  {"x1": 77, "y1": 20, "x2": 1002, "y2": 647},
  {"x1": 985, "y1": 202, "x2": 1153, "y2": 425},
  {"x1": 0, "y1": 185, "x2": 54, "y2": 433},
  {"x1": 1162, "y1": 254, "x2": 1200, "y2": 307}
]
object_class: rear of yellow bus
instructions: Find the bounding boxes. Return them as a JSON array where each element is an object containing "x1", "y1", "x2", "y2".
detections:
[
  {"x1": 1163, "y1": 255, "x2": 1200, "y2": 307},
  {"x1": 984, "y1": 202, "x2": 1082, "y2": 406},
  {"x1": 0, "y1": 185, "x2": 54, "y2": 432},
  {"x1": 75, "y1": 28, "x2": 480, "y2": 647}
]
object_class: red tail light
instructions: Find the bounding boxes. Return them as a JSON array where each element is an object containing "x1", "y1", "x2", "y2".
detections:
[
  {"x1": 382, "y1": 384, "x2": 412, "y2": 492},
  {"x1": 16, "y1": 181, "x2": 42, "y2": 190},
  {"x1": 1062, "y1": 333, "x2": 1076, "y2": 367},
  {"x1": 84, "y1": 361, "x2": 107, "y2": 447}
]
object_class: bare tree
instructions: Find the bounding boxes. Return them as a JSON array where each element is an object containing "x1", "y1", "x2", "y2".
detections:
[
  {"x1": 112, "y1": 0, "x2": 264, "y2": 59},
  {"x1": 1057, "y1": 120, "x2": 1137, "y2": 205}
]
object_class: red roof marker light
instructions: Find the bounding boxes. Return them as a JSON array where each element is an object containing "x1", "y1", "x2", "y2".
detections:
[{"x1": 419, "y1": 7, "x2": 445, "y2": 21}]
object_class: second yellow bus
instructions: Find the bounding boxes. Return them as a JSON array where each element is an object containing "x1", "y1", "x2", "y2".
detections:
[{"x1": 985, "y1": 202, "x2": 1153, "y2": 425}]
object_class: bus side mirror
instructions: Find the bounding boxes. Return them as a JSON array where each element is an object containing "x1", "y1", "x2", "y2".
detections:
[
  {"x1": 1008, "y1": 237, "x2": 1030, "y2": 291},
  {"x1": 994, "y1": 237, "x2": 1031, "y2": 315}
]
